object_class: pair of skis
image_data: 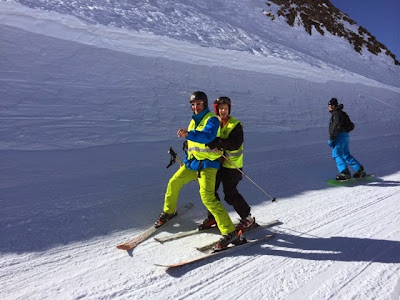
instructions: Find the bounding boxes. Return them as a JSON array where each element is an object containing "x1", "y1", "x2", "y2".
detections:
[
  {"x1": 153, "y1": 219, "x2": 280, "y2": 251},
  {"x1": 155, "y1": 220, "x2": 280, "y2": 269},
  {"x1": 155, "y1": 232, "x2": 276, "y2": 268},
  {"x1": 116, "y1": 206, "x2": 280, "y2": 268},
  {"x1": 192, "y1": 219, "x2": 280, "y2": 252}
]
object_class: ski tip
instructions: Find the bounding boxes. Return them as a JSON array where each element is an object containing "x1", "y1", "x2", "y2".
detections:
[
  {"x1": 256, "y1": 219, "x2": 281, "y2": 227},
  {"x1": 116, "y1": 245, "x2": 129, "y2": 250},
  {"x1": 154, "y1": 263, "x2": 184, "y2": 269},
  {"x1": 153, "y1": 237, "x2": 164, "y2": 244},
  {"x1": 154, "y1": 263, "x2": 167, "y2": 267},
  {"x1": 116, "y1": 243, "x2": 137, "y2": 250}
]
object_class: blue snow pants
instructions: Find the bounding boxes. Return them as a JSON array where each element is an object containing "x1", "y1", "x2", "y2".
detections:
[{"x1": 332, "y1": 132, "x2": 362, "y2": 173}]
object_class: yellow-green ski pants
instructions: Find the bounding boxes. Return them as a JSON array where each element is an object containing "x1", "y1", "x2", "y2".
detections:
[{"x1": 163, "y1": 166, "x2": 235, "y2": 235}]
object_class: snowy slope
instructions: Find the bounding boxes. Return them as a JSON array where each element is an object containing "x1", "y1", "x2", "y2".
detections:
[
  {"x1": 1, "y1": 1, "x2": 400, "y2": 300},
  {"x1": 5, "y1": 0, "x2": 400, "y2": 87}
]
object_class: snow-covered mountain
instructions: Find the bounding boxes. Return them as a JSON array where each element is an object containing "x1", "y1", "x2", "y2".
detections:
[
  {"x1": 4, "y1": 0, "x2": 400, "y2": 87},
  {"x1": 1, "y1": 1, "x2": 399, "y2": 299}
]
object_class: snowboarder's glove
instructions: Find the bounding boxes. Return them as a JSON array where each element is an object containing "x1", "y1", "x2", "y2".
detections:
[
  {"x1": 328, "y1": 140, "x2": 334, "y2": 148},
  {"x1": 207, "y1": 138, "x2": 223, "y2": 150}
]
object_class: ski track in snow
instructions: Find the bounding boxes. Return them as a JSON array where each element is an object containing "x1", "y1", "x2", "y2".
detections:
[{"x1": 0, "y1": 1, "x2": 400, "y2": 300}]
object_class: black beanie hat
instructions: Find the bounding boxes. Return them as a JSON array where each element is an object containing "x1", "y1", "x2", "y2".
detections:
[{"x1": 328, "y1": 98, "x2": 338, "y2": 106}]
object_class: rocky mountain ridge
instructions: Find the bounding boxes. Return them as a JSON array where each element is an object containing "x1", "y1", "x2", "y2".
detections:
[{"x1": 263, "y1": 0, "x2": 399, "y2": 65}]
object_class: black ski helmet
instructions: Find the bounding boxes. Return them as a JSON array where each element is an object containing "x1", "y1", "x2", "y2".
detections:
[
  {"x1": 190, "y1": 91, "x2": 208, "y2": 106},
  {"x1": 214, "y1": 96, "x2": 231, "y2": 115}
]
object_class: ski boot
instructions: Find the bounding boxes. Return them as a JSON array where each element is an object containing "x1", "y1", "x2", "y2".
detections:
[
  {"x1": 197, "y1": 216, "x2": 217, "y2": 230},
  {"x1": 213, "y1": 230, "x2": 246, "y2": 251},
  {"x1": 154, "y1": 211, "x2": 177, "y2": 228},
  {"x1": 235, "y1": 214, "x2": 256, "y2": 232}
]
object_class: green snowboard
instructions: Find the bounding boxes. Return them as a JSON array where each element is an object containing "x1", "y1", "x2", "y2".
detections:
[{"x1": 327, "y1": 174, "x2": 374, "y2": 186}]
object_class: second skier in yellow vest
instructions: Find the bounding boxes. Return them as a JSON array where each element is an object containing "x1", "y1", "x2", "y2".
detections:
[{"x1": 198, "y1": 96, "x2": 255, "y2": 232}]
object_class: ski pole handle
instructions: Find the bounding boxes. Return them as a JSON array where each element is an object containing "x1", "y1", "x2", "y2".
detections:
[{"x1": 167, "y1": 147, "x2": 183, "y2": 167}]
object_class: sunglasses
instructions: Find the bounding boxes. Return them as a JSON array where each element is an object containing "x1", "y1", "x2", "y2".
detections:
[{"x1": 191, "y1": 102, "x2": 203, "y2": 107}]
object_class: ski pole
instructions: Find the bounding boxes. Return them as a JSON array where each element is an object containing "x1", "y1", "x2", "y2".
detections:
[
  {"x1": 215, "y1": 149, "x2": 277, "y2": 202},
  {"x1": 167, "y1": 147, "x2": 200, "y2": 187},
  {"x1": 166, "y1": 147, "x2": 183, "y2": 168}
]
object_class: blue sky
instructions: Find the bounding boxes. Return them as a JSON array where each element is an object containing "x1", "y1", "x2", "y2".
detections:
[{"x1": 331, "y1": 0, "x2": 400, "y2": 60}]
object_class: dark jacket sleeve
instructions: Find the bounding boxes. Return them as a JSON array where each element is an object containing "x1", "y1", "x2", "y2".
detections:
[
  {"x1": 220, "y1": 123, "x2": 243, "y2": 150},
  {"x1": 207, "y1": 123, "x2": 243, "y2": 150}
]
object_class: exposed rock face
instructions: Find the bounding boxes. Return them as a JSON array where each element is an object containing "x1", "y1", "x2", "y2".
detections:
[{"x1": 263, "y1": 0, "x2": 399, "y2": 65}]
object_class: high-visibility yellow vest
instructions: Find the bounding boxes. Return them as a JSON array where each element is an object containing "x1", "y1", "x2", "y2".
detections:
[
  {"x1": 187, "y1": 112, "x2": 221, "y2": 161},
  {"x1": 220, "y1": 116, "x2": 244, "y2": 169}
]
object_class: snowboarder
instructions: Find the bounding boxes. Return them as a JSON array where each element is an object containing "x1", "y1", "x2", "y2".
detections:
[
  {"x1": 155, "y1": 91, "x2": 244, "y2": 250},
  {"x1": 198, "y1": 96, "x2": 255, "y2": 231},
  {"x1": 328, "y1": 97, "x2": 366, "y2": 180}
]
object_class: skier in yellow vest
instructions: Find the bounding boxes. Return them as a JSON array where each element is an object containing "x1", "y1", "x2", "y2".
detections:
[
  {"x1": 198, "y1": 97, "x2": 255, "y2": 232},
  {"x1": 155, "y1": 91, "x2": 243, "y2": 250}
]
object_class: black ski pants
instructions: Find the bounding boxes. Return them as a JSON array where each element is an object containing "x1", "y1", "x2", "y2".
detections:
[{"x1": 207, "y1": 167, "x2": 250, "y2": 220}]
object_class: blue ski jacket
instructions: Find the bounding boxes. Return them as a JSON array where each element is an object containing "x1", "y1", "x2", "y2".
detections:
[{"x1": 184, "y1": 107, "x2": 221, "y2": 171}]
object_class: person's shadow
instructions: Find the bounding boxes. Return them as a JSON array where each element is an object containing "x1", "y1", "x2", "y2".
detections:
[
  {"x1": 265, "y1": 231, "x2": 400, "y2": 263},
  {"x1": 367, "y1": 177, "x2": 400, "y2": 187},
  {"x1": 165, "y1": 230, "x2": 400, "y2": 276}
]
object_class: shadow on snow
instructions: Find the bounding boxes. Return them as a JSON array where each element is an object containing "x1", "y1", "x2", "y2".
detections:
[{"x1": 165, "y1": 232, "x2": 400, "y2": 277}]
